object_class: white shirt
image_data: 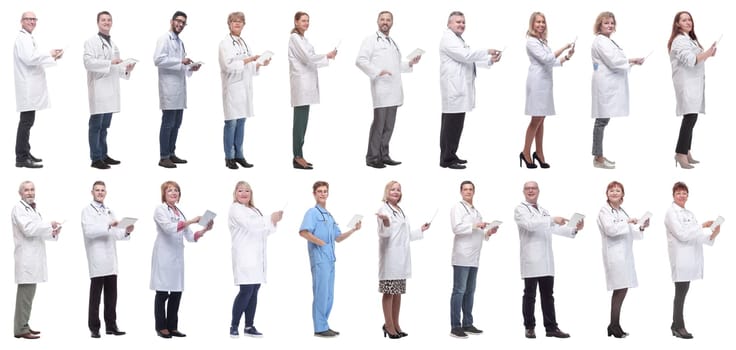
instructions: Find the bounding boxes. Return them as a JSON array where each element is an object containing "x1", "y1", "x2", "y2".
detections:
[
  {"x1": 450, "y1": 200, "x2": 485, "y2": 267},
  {"x1": 597, "y1": 204, "x2": 642, "y2": 291},
  {"x1": 288, "y1": 32, "x2": 329, "y2": 107},
  {"x1": 355, "y1": 31, "x2": 412, "y2": 108},
  {"x1": 377, "y1": 202, "x2": 424, "y2": 280},
  {"x1": 84, "y1": 34, "x2": 130, "y2": 115},
  {"x1": 150, "y1": 204, "x2": 196, "y2": 291},
  {"x1": 12, "y1": 200, "x2": 57, "y2": 284},
  {"x1": 591, "y1": 34, "x2": 630, "y2": 118},
  {"x1": 81, "y1": 201, "x2": 130, "y2": 278},
  {"x1": 219, "y1": 34, "x2": 258, "y2": 120},
  {"x1": 229, "y1": 203, "x2": 276, "y2": 285},
  {"x1": 514, "y1": 201, "x2": 576, "y2": 278},
  {"x1": 153, "y1": 31, "x2": 192, "y2": 110},
  {"x1": 439, "y1": 28, "x2": 491, "y2": 113},
  {"x1": 14, "y1": 29, "x2": 56, "y2": 112},
  {"x1": 670, "y1": 34, "x2": 706, "y2": 116},
  {"x1": 664, "y1": 203, "x2": 714, "y2": 282}
]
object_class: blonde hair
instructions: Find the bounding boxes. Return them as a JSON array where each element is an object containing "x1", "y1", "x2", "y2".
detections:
[
  {"x1": 526, "y1": 12, "x2": 548, "y2": 41},
  {"x1": 233, "y1": 181, "x2": 254, "y2": 207},
  {"x1": 382, "y1": 181, "x2": 402, "y2": 203},
  {"x1": 593, "y1": 11, "x2": 616, "y2": 34}
]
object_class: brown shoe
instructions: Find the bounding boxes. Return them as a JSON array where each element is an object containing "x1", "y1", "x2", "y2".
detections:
[{"x1": 14, "y1": 332, "x2": 40, "y2": 339}]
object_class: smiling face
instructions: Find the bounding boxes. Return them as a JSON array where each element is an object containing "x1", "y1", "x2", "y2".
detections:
[
  {"x1": 19, "y1": 182, "x2": 35, "y2": 205},
  {"x1": 229, "y1": 16, "x2": 244, "y2": 36},
  {"x1": 461, "y1": 183, "x2": 475, "y2": 203},
  {"x1": 165, "y1": 185, "x2": 180, "y2": 205},
  {"x1": 676, "y1": 12, "x2": 693, "y2": 34},
  {"x1": 386, "y1": 182, "x2": 402, "y2": 205},
  {"x1": 171, "y1": 15, "x2": 187, "y2": 34},
  {"x1": 673, "y1": 189, "x2": 688, "y2": 208},
  {"x1": 599, "y1": 16, "x2": 615, "y2": 36},
  {"x1": 523, "y1": 181, "x2": 539, "y2": 204},
  {"x1": 21, "y1": 12, "x2": 37, "y2": 33},
  {"x1": 97, "y1": 13, "x2": 112, "y2": 35},
  {"x1": 235, "y1": 184, "x2": 252, "y2": 206},
  {"x1": 295, "y1": 14, "x2": 310, "y2": 34},
  {"x1": 533, "y1": 15, "x2": 546, "y2": 36},
  {"x1": 606, "y1": 185, "x2": 623, "y2": 206},
  {"x1": 92, "y1": 184, "x2": 107, "y2": 204},
  {"x1": 377, "y1": 12, "x2": 393, "y2": 36},
  {"x1": 448, "y1": 14, "x2": 465, "y2": 36},
  {"x1": 313, "y1": 185, "x2": 328, "y2": 207}
]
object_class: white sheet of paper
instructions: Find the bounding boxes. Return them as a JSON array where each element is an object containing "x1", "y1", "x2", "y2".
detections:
[
  {"x1": 639, "y1": 211, "x2": 653, "y2": 225},
  {"x1": 486, "y1": 220, "x2": 502, "y2": 229},
  {"x1": 118, "y1": 217, "x2": 137, "y2": 228},
  {"x1": 190, "y1": 61, "x2": 204, "y2": 68},
  {"x1": 426, "y1": 208, "x2": 439, "y2": 225},
  {"x1": 716, "y1": 34, "x2": 723, "y2": 47},
  {"x1": 712, "y1": 215, "x2": 725, "y2": 231},
  {"x1": 119, "y1": 58, "x2": 138, "y2": 66},
  {"x1": 406, "y1": 48, "x2": 425, "y2": 61},
  {"x1": 333, "y1": 39, "x2": 342, "y2": 51},
  {"x1": 567, "y1": 213, "x2": 585, "y2": 227},
  {"x1": 257, "y1": 50, "x2": 274, "y2": 65},
  {"x1": 347, "y1": 214, "x2": 363, "y2": 229},
  {"x1": 199, "y1": 210, "x2": 216, "y2": 226}
]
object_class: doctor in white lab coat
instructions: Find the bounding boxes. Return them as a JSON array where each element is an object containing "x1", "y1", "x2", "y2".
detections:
[
  {"x1": 81, "y1": 180, "x2": 133, "y2": 338},
  {"x1": 520, "y1": 12, "x2": 574, "y2": 169},
  {"x1": 375, "y1": 181, "x2": 429, "y2": 338},
  {"x1": 288, "y1": 11, "x2": 336, "y2": 170},
  {"x1": 668, "y1": 11, "x2": 717, "y2": 169},
  {"x1": 590, "y1": 12, "x2": 644, "y2": 169},
  {"x1": 449, "y1": 180, "x2": 497, "y2": 338},
  {"x1": 219, "y1": 12, "x2": 271, "y2": 171},
  {"x1": 12, "y1": 181, "x2": 61, "y2": 339},
  {"x1": 356, "y1": 11, "x2": 420, "y2": 168},
  {"x1": 84, "y1": 11, "x2": 134, "y2": 170},
  {"x1": 228, "y1": 181, "x2": 282, "y2": 337},
  {"x1": 596, "y1": 181, "x2": 648, "y2": 338},
  {"x1": 439, "y1": 11, "x2": 500, "y2": 169},
  {"x1": 664, "y1": 181, "x2": 720, "y2": 339},
  {"x1": 154, "y1": 11, "x2": 201, "y2": 168},
  {"x1": 13, "y1": 12, "x2": 63, "y2": 169},
  {"x1": 514, "y1": 181, "x2": 582, "y2": 338},
  {"x1": 150, "y1": 181, "x2": 213, "y2": 338}
]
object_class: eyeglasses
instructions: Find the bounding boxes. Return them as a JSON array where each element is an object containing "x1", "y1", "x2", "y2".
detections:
[
  {"x1": 173, "y1": 18, "x2": 187, "y2": 26},
  {"x1": 23, "y1": 17, "x2": 38, "y2": 22},
  {"x1": 523, "y1": 187, "x2": 539, "y2": 191}
]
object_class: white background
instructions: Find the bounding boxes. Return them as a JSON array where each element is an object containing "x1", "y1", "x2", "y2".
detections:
[{"x1": 1, "y1": 0, "x2": 732, "y2": 349}]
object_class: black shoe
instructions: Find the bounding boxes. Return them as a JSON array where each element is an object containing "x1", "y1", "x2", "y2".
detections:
[
  {"x1": 158, "y1": 158, "x2": 177, "y2": 168},
  {"x1": 104, "y1": 156, "x2": 121, "y2": 165},
  {"x1": 170, "y1": 155, "x2": 187, "y2": 164},
  {"x1": 382, "y1": 325, "x2": 401, "y2": 339},
  {"x1": 106, "y1": 327, "x2": 126, "y2": 336},
  {"x1": 156, "y1": 330, "x2": 172, "y2": 338},
  {"x1": 545, "y1": 328, "x2": 570, "y2": 338},
  {"x1": 441, "y1": 163, "x2": 466, "y2": 170},
  {"x1": 532, "y1": 152, "x2": 550, "y2": 168},
  {"x1": 314, "y1": 329, "x2": 338, "y2": 337},
  {"x1": 525, "y1": 329, "x2": 536, "y2": 338},
  {"x1": 328, "y1": 329, "x2": 340, "y2": 335},
  {"x1": 91, "y1": 330, "x2": 101, "y2": 338},
  {"x1": 225, "y1": 159, "x2": 238, "y2": 169},
  {"x1": 28, "y1": 328, "x2": 40, "y2": 335},
  {"x1": 519, "y1": 152, "x2": 537, "y2": 168},
  {"x1": 397, "y1": 330, "x2": 408, "y2": 337},
  {"x1": 29, "y1": 154, "x2": 43, "y2": 163},
  {"x1": 293, "y1": 158, "x2": 313, "y2": 170},
  {"x1": 367, "y1": 162, "x2": 386, "y2": 168},
  {"x1": 16, "y1": 159, "x2": 43, "y2": 168},
  {"x1": 234, "y1": 158, "x2": 253, "y2": 168},
  {"x1": 382, "y1": 159, "x2": 402, "y2": 166},
  {"x1": 169, "y1": 330, "x2": 186, "y2": 337},
  {"x1": 456, "y1": 158, "x2": 468, "y2": 164},
  {"x1": 671, "y1": 327, "x2": 693, "y2": 339},
  {"x1": 462, "y1": 325, "x2": 483, "y2": 335},
  {"x1": 607, "y1": 324, "x2": 627, "y2": 338},
  {"x1": 91, "y1": 160, "x2": 111, "y2": 169},
  {"x1": 450, "y1": 327, "x2": 468, "y2": 338}
]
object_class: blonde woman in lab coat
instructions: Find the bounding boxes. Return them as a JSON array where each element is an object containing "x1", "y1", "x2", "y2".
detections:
[
  {"x1": 596, "y1": 181, "x2": 648, "y2": 338},
  {"x1": 150, "y1": 181, "x2": 213, "y2": 338},
  {"x1": 288, "y1": 11, "x2": 337, "y2": 169},
  {"x1": 520, "y1": 12, "x2": 574, "y2": 169},
  {"x1": 590, "y1": 12, "x2": 644, "y2": 169},
  {"x1": 667, "y1": 11, "x2": 717, "y2": 168},
  {"x1": 376, "y1": 181, "x2": 429, "y2": 339},
  {"x1": 228, "y1": 181, "x2": 282, "y2": 338},
  {"x1": 664, "y1": 181, "x2": 721, "y2": 339}
]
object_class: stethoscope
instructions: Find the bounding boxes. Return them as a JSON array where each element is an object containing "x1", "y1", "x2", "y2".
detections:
[
  {"x1": 90, "y1": 202, "x2": 111, "y2": 216},
  {"x1": 521, "y1": 202, "x2": 548, "y2": 216},
  {"x1": 384, "y1": 201, "x2": 405, "y2": 218},
  {"x1": 249, "y1": 206, "x2": 263, "y2": 217},
  {"x1": 314, "y1": 205, "x2": 332, "y2": 222},
  {"x1": 98, "y1": 36, "x2": 112, "y2": 59},
  {"x1": 20, "y1": 200, "x2": 39, "y2": 216},
  {"x1": 375, "y1": 32, "x2": 399, "y2": 53},
  {"x1": 230, "y1": 34, "x2": 250, "y2": 56},
  {"x1": 166, "y1": 204, "x2": 186, "y2": 222},
  {"x1": 169, "y1": 32, "x2": 185, "y2": 55},
  {"x1": 607, "y1": 203, "x2": 630, "y2": 222}
]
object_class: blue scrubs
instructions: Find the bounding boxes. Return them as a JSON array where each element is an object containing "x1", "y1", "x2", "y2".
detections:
[{"x1": 300, "y1": 205, "x2": 341, "y2": 332}]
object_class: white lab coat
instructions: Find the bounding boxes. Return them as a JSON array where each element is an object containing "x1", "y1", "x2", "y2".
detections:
[
  {"x1": 525, "y1": 37, "x2": 561, "y2": 116},
  {"x1": 377, "y1": 203, "x2": 424, "y2": 280},
  {"x1": 591, "y1": 34, "x2": 630, "y2": 118},
  {"x1": 14, "y1": 29, "x2": 56, "y2": 112},
  {"x1": 153, "y1": 31, "x2": 192, "y2": 110},
  {"x1": 514, "y1": 202, "x2": 577, "y2": 278},
  {"x1": 12, "y1": 200, "x2": 57, "y2": 284},
  {"x1": 597, "y1": 205, "x2": 642, "y2": 291},
  {"x1": 439, "y1": 28, "x2": 491, "y2": 113},
  {"x1": 450, "y1": 200, "x2": 486, "y2": 267},
  {"x1": 229, "y1": 203, "x2": 275, "y2": 285},
  {"x1": 219, "y1": 34, "x2": 258, "y2": 120},
  {"x1": 288, "y1": 33, "x2": 329, "y2": 107},
  {"x1": 670, "y1": 34, "x2": 706, "y2": 116},
  {"x1": 81, "y1": 202, "x2": 130, "y2": 278},
  {"x1": 355, "y1": 32, "x2": 412, "y2": 108},
  {"x1": 664, "y1": 203, "x2": 714, "y2": 282},
  {"x1": 84, "y1": 35, "x2": 130, "y2": 115},
  {"x1": 150, "y1": 204, "x2": 196, "y2": 291}
]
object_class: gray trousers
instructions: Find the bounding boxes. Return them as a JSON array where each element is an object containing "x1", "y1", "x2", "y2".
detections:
[
  {"x1": 14, "y1": 283, "x2": 36, "y2": 335},
  {"x1": 592, "y1": 118, "x2": 610, "y2": 156},
  {"x1": 366, "y1": 106, "x2": 398, "y2": 163}
]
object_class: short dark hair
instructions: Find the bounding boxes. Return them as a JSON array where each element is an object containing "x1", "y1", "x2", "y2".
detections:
[
  {"x1": 672, "y1": 181, "x2": 689, "y2": 195},
  {"x1": 460, "y1": 180, "x2": 475, "y2": 191},
  {"x1": 377, "y1": 11, "x2": 393, "y2": 20},
  {"x1": 172, "y1": 11, "x2": 187, "y2": 21},
  {"x1": 92, "y1": 180, "x2": 106, "y2": 189},
  {"x1": 313, "y1": 181, "x2": 329, "y2": 192},
  {"x1": 97, "y1": 11, "x2": 111, "y2": 23}
]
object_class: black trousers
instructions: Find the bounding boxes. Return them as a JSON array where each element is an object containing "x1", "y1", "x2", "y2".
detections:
[
  {"x1": 15, "y1": 110, "x2": 36, "y2": 162},
  {"x1": 522, "y1": 276, "x2": 558, "y2": 331},
  {"x1": 155, "y1": 291, "x2": 182, "y2": 331},
  {"x1": 439, "y1": 112, "x2": 465, "y2": 166},
  {"x1": 672, "y1": 281, "x2": 690, "y2": 329},
  {"x1": 675, "y1": 113, "x2": 697, "y2": 154},
  {"x1": 89, "y1": 275, "x2": 118, "y2": 332}
]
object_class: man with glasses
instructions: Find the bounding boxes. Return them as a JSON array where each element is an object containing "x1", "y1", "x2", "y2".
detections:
[
  {"x1": 13, "y1": 12, "x2": 64, "y2": 169},
  {"x1": 154, "y1": 11, "x2": 201, "y2": 168},
  {"x1": 84, "y1": 11, "x2": 136, "y2": 170}
]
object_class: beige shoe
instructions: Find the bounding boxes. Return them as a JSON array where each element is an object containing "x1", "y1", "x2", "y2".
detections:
[
  {"x1": 687, "y1": 151, "x2": 700, "y2": 164},
  {"x1": 593, "y1": 158, "x2": 615, "y2": 169},
  {"x1": 674, "y1": 154, "x2": 694, "y2": 169}
]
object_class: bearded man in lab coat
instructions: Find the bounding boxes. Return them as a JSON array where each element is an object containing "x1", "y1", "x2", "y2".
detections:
[
  {"x1": 84, "y1": 11, "x2": 135, "y2": 170},
  {"x1": 513, "y1": 181, "x2": 583, "y2": 339},
  {"x1": 438, "y1": 11, "x2": 500, "y2": 170},
  {"x1": 12, "y1": 181, "x2": 61, "y2": 339},
  {"x1": 81, "y1": 181, "x2": 134, "y2": 338},
  {"x1": 13, "y1": 11, "x2": 64, "y2": 169},
  {"x1": 356, "y1": 11, "x2": 421, "y2": 169}
]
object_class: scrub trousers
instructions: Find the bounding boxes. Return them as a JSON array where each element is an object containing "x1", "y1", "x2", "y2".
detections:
[{"x1": 310, "y1": 261, "x2": 335, "y2": 332}]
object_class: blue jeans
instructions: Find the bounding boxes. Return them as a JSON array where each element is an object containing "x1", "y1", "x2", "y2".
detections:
[
  {"x1": 159, "y1": 109, "x2": 183, "y2": 159},
  {"x1": 450, "y1": 265, "x2": 478, "y2": 328},
  {"x1": 223, "y1": 118, "x2": 246, "y2": 159},
  {"x1": 231, "y1": 284, "x2": 260, "y2": 329},
  {"x1": 89, "y1": 113, "x2": 113, "y2": 161}
]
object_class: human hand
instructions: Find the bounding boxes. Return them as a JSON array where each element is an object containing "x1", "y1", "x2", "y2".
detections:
[
  {"x1": 553, "y1": 216, "x2": 568, "y2": 226},
  {"x1": 326, "y1": 49, "x2": 337, "y2": 59}
]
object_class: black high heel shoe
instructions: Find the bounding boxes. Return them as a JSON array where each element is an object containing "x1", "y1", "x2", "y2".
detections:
[
  {"x1": 519, "y1": 152, "x2": 537, "y2": 169},
  {"x1": 532, "y1": 152, "x2": 550, "y2": 168},
  {"x1": 671, "y1": 327, "x2": 693, "y2": 339},
  {"x1": 607, "y1": 325, "x2": 628, "y2": 338},
  {"x1": 397, "y1": 330, "x2": 408, "y2": 337},
  {"x1": 382, "y1": 325, "x2": 401, "y2": 339}
]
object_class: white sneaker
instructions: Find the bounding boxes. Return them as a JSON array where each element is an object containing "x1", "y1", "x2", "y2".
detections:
[{"x1": 593, "y1": 159, "x2": 615, "y2": 169}]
